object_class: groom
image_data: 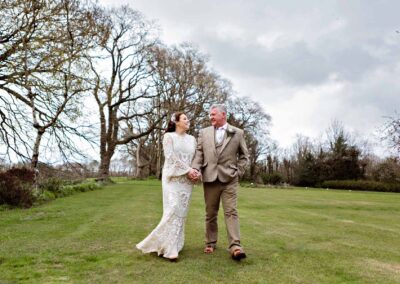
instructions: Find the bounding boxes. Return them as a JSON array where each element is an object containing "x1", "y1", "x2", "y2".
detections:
[{"x1": 189, "y1": 104, "x2": 249, "y2": 260}]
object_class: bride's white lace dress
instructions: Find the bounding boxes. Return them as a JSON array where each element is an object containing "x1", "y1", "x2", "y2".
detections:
[{"x1": 136, "y1": 132, "x2": 196, "y2": 259}]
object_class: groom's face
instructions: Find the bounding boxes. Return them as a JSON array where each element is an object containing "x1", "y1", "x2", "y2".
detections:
[{"x1": 209, "y1": 108, "x2": 226, "y2": 128}]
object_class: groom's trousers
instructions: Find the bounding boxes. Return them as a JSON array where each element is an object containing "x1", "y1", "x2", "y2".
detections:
[{"x1": 203, "y1": 176, "x2": 242, "y2": 252}]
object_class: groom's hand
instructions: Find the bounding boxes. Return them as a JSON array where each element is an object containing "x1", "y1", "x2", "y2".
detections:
[
  {"x1": 193, "y1": 169, "x2": 202, "y2": 181},
  {"x1": 187, "y1": 168, "x2": 196, "y2": 180},
  {"x1": 187, "y1": 168, "x2": 201, "y2": 181}
]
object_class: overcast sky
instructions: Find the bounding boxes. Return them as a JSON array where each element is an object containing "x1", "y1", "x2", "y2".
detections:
[{"x1": 100, "y1": 0, "x2": 400, "y2": 155}]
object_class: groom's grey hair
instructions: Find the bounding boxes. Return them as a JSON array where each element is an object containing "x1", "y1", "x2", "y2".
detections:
[{"x1": 210, "y1": 104, "x2": 227, "y2": 114}]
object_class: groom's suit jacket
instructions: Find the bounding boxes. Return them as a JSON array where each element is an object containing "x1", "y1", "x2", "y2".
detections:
[{"x1": 192, "y1": 124, "x2": 249, "y2": 183}]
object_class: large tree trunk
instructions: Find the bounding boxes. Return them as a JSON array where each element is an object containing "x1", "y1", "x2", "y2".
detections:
[
  {"x1": 96, "y1": 98, "x2": 115, "y2": 180},
  {"x1": 135, "y1": 140, "x2": 147, "y2": 178},
  {"x1": 97, "y1": 136, "x2": 117, "y2": 181},
  {"x1": 97, "y1": 111, "x2": 116, "y2": 180},
  {"x1": 99, "y1": 153, "x2": 112, "y2": 180}
]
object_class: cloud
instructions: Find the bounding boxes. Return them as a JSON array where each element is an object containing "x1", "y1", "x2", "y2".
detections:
[{"x1": 99, "y1": 0, "x2": 400, "y2": 155}]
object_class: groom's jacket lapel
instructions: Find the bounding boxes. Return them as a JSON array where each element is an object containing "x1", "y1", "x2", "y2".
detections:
[{"x1": 219, "y1": 124, "x2": 233, "y2": 154}]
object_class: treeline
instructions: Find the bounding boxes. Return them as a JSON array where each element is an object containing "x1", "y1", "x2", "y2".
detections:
[{"x1": 250, "y1": 121, "x2": 400, "y2": 192}]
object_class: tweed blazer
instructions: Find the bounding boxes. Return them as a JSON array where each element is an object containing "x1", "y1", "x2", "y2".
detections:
[{"x1": 192, "y1": 124, "x2": 249, "y2": 183}]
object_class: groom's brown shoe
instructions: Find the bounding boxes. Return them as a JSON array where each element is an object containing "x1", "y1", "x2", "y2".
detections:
[{"x1": 231, "y1": 248, "x2": 246, "y2": 261}]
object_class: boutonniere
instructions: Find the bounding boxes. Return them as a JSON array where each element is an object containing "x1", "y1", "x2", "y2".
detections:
[{"x1": 227, "y1": 127, "x2": 236, "y2": 135}]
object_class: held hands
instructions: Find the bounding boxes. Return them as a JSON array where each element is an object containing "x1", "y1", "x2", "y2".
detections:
[{"x1": 187, "y1": 168, "x2": 202, "y2": 182}]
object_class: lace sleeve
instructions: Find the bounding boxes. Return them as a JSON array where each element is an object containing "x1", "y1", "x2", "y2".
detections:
[{"x1": 163, "y1": 133, "x2": 191, "y2": 178}]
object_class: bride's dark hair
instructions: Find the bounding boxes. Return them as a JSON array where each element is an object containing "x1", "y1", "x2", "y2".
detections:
[{"x1": 166, "y1": 112, "x2": 184, "y2": 133}]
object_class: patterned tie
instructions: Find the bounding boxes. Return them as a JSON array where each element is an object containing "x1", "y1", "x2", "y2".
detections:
[{"x1": 215, "y1": 127, "x2": 225, "y2": 144}]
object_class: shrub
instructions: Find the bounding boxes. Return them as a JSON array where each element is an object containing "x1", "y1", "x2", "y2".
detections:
[
  {"x1": 262, "y1": 173, "x2": 283, "y2": 185},
  {"x1": 0, "y1": 173, "x2": 35, "y2": 208},
  {"x1": 58, "y1": 186, "x2": 76, "y2": 197},
  {"x1": 39, "y1": 178, "x2": 64, "y2": 195},
  {"x1": 58, "y1": 182, "x2": 100, "y2": 197},
  {"x1": 66, "y1": 179, "x2": 85, "y2": 185},
  {"x1": 36, "y1": 190, "x2": 56, "y2": 202},
  {"x1": 75, "y1": 182, "x2": 99, "y2": 192},
  {"x1": 7, "y1": 167, "x2": 36, "y2": 184},
  {"x1": 321, "y1": 180, "x2": 400, "y2": 193}
]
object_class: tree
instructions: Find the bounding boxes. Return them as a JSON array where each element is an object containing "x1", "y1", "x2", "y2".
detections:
[
  {"x1": 290, "y1": 135, "x2": 318, "y2": 186},
  {"x1": 227, "y1": 96, "x2": 271, "y2": 181},
  {"x1": 382, "y1": 114, "x2": 400, "y2": 154},
  {"x1": 325, "y1": 121, "x2": 362, "y2": 180},
  {"x1": 371, "y1": 157, "x2": 400, "y2": 183},
  {"x1": 148, "y1": 44, "x2": 228, "y2": 177},
  {"x1": 282, "y1": 157, "x2": 293, "y2": 183},
  {"x1": 123, "y1": 44, "x2": 229, "y2": 179},
  {"x1": 88, "y1": 6, "x2": 165, "y2": 180},
  {"x1": 0, "y1": 0, "x2": 107, "y2": 168}
]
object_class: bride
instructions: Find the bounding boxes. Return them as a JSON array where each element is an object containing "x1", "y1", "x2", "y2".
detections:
[{"x1": 136, "y1": 112, "x2": 200, "y2": 261}]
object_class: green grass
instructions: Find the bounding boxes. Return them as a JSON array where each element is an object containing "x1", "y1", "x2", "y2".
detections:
[{"x1": 1, "y1": 179, "x2": 400, "y2": 283}]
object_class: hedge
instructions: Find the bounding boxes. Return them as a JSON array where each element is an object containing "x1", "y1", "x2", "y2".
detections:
[{"x1": 320, "y1": 180, "x2": 400, "y2": 193}]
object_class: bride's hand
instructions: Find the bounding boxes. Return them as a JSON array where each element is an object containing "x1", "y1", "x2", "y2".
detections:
[
  {"x1": 187, "y1": 168, "x2": 197, "y2": 179},
  {"x1": 187, "y1": 168, "x2": 201, "y2": 181}
]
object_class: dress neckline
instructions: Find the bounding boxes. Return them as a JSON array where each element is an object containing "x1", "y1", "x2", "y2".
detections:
[{"x1": 173, "y1": 132, "x2": 187, "y2": 138}]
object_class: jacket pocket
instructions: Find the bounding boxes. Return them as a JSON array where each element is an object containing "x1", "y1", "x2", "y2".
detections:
[{"x1": 229, "y1": 164, "x2": 238, "y2": 170}]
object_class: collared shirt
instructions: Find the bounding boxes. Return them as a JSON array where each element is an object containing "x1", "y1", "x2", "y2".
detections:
[{"x1": 215, "y1": 123, "x2": 228, "y2": 144}]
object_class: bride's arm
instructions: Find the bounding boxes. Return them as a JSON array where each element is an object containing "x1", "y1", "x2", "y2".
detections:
[{"x1": 163, "y1": 133, "x2": 191, "y2": 177}]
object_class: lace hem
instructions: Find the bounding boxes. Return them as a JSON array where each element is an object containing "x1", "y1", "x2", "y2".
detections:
[{"x1": 136, "y1": 212, "x2": 186, "y2": 258}]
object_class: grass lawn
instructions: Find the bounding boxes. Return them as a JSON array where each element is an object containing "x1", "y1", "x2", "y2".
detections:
[{"x1": 1, "y1": 178, "x2": 400, "y2": 283}]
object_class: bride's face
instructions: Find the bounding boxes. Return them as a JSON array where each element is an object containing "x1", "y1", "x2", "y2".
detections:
[{"x1": 176, "y1": 114, "x2": 190, "y2": 131}]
